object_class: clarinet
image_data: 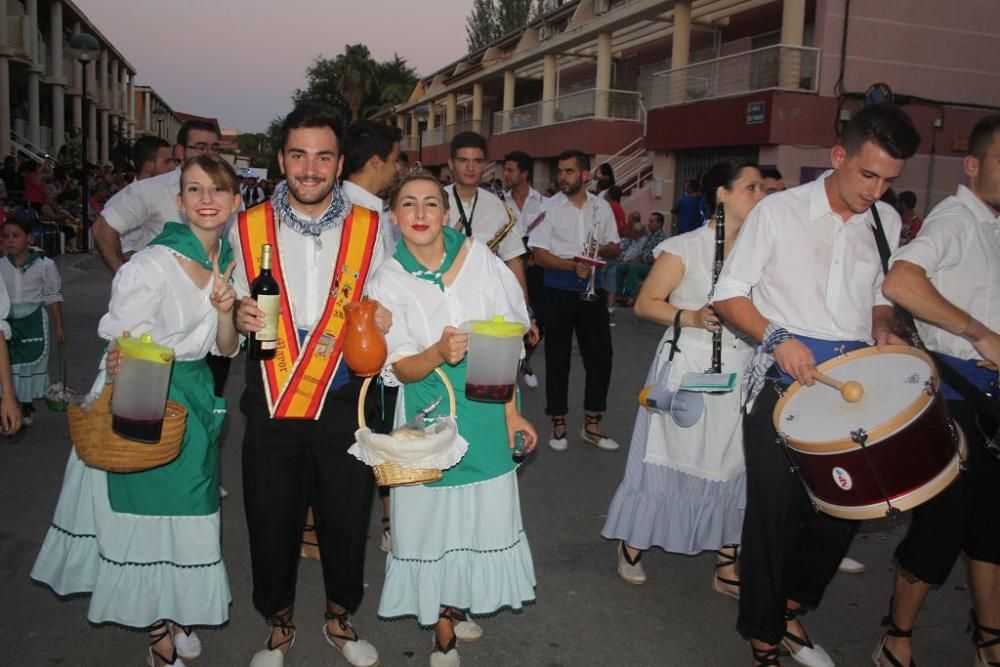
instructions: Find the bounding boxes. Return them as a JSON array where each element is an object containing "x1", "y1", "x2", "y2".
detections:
[{"x1": 710, "y1": 202, "x2": 725, "y2": 373}]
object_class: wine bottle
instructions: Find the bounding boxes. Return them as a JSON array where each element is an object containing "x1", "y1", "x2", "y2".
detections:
[{"x1": 249, "y1": 243, "x2": 280, "y2": 361}]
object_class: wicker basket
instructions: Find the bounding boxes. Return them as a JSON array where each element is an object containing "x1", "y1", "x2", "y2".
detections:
[
  {"x1": 69, "y1": 383, "x2": 187, "y2": 473},
  {"x1": 357, "y1": 367, "x2": 456, "y2": 487}
]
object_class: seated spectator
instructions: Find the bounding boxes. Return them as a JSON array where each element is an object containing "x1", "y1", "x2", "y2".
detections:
[
  {"x1": 616, "y1": 212, "x2": 667, "y2": 305},
  {"x1": 39, "y1": 191, "x2": 81, "y2": 252}
]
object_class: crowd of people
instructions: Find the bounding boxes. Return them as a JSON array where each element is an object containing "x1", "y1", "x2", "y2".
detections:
[{"x1": 11, "y1": 98, "x2": 1000, "y2": 667}]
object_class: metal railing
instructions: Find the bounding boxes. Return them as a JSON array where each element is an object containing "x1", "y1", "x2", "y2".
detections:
[
  {"x1": 421, "y1": 119, "x2": 491, "y2": 147},
  {"x1": 492, "y1": 88, "x2": 642, "y2": 134},
  {"x1": 645, "y1": 44, "x2": 820, "y2": 109},
  {"x1": 588, "y1": 136, "x2": 654, "y2": 197}
]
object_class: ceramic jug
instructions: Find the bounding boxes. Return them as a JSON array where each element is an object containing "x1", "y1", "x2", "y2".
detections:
[{"x1": 343, "y1": 299, "x2": 388, "y2": 377}]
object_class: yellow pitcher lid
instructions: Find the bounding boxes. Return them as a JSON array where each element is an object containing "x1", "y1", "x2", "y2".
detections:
[
  {"x1": 116, "y1": 333, "x2": 175, "y2": 364},
  {"x1": 467, "y1": 316, "x2": 525, "y2": 338}
]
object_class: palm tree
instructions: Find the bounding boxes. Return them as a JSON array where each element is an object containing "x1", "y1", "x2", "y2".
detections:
[{"x1": 332, "y1": 44, "x2": 377, "y2": 122}]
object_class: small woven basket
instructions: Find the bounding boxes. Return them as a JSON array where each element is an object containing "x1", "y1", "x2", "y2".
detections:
[
  {"x1": 357, "y1": 367, "x2": 456, "y2": 487},
  {"x1": 69, "y1": 383, "x2": 187, "y2": 473}
]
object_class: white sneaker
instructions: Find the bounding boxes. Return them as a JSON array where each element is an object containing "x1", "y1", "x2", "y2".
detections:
[
  {"x1": 838, "y1": 556, "x2": 865, "y2": 574},
  {"x1": 617, "y1": 543, "x2": 646, "y2": 585},
  {"x1": 522, "y1": 371, "x2": 539, "y2": 388},
  {"x1": 172, "y1": 626, "x2": 202, "y2": 660},
  {"x1": 323, "y1": 622, "x2": 379, "y2": 667}
]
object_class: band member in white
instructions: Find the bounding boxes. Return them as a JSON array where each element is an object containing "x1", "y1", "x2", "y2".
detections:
[
  {"x1": 712, "y1": 105, "x2": 920, "y2": 667},
  {"x1": 876, "y1": 114, "x2": 1000, "y2": 667},
  {"x1": 502, "y1": 150, "x2": 547, "y2": 239},
  {"x1": 529, "y1": 149, "x2": 621, "y2": 452}
]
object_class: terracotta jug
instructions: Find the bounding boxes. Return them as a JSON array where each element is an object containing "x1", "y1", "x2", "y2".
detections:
[{"x1": 343, "y1": 299, "x2": 388, "y2": 377}]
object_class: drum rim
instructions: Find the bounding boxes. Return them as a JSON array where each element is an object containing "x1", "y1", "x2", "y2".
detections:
[{"x1": 774, "y1": 345, "x2": 940, "y2": 453}]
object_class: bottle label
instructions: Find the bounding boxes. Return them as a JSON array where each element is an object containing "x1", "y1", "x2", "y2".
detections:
[{"x1": 257, "y1": 294, "x2": 280, "y2": 348}]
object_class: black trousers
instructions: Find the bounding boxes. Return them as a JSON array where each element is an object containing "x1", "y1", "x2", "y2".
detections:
[
  {"x1": 895, "y1": 400, "x2": 1000, "y2": 584},
  {"x1": 240, "y1": 365, "x2": 375, "y2": 618},
  {"x1": 206, "y1": 353, "x2": 231, "y2": 398},
  {"x1": 543, "y1": 286, "x2": 613, "y2": 415},
  {"x1": 737, "y1": 382, "x2": 859, "y2": 644}
]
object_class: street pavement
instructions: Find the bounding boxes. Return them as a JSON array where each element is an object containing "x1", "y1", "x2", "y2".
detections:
[{"x1": 0, "y1": 251, "x2": 978, "y2": 666}]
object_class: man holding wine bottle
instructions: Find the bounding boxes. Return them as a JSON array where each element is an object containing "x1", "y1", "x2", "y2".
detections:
[{"x1": 230, "y1": 104, "x2": 390, "y2": 667}]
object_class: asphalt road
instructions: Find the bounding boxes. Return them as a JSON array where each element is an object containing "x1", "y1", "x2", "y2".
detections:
[{"x1": 0, "y1": 252, "x2": 977, "y2": 666}]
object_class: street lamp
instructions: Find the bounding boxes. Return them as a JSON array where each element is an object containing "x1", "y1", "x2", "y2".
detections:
[{"x1": 69, "y1": 32, "x2": 100, "y2": 252}]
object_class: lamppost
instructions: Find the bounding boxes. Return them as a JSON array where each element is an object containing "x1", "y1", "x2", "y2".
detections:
[{"x1": 69, "y1": 32, "x2": 100, "y2": 252}]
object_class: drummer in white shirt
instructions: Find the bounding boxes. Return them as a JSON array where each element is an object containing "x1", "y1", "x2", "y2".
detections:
[
  {"x1": 713, "y1": 105, "x2": 920, "y2": 667},
  {"x1": 877, "y1": 114, "x2": 1000, "y2": 667}
]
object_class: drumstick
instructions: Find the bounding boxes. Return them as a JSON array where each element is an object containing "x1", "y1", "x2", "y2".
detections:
[{"x1": 812, "y1": 371, "x2": 865, "y2": 403}]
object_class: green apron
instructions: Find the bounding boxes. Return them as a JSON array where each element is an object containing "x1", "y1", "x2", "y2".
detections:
[
  {"x1": 8, "y1": 305, "x2": 44, "y2": 364},
  {"x1": 107, "y1": 359, "x2": 225, "y2": 516},
  {"x1": 403, "y1": 358, "x2": 515, "y2": 488}
]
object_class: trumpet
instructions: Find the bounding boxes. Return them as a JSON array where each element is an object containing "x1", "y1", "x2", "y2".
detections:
[
  {"x1": 487, "y1": 183, "x2": 519, "y2": 255},
  {"x1": 575, "y1": 201, "x2": 605, "y2": 302}
]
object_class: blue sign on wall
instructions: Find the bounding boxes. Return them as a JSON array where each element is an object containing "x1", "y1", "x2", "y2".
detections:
[{"x1": 746, "y1": 101, "x2": 766, "y2": 125}]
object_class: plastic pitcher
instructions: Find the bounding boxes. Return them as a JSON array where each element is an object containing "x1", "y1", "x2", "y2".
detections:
[
  {"x1": 465, "y1": 316, "x2": 525, "y2": 403},
  {"x1": 111, "y1": 334, "x2": 175, "y2": 443}
]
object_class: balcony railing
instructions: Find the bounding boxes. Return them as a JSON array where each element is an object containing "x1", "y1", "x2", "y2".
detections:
[
  {"x1": 422, "y1": 119, "x2": 491, "y2": 147},
  {"x1": 645, "y1": 44, "x2": 820, "y2": 109},
  {"x1": 492, "y1": 88, "x2": 641, "y2": 135}
]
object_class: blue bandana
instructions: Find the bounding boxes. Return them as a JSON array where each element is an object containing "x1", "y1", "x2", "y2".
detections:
[{"x1": 270, "y1": 180, "x2": 350, "y2": 248}]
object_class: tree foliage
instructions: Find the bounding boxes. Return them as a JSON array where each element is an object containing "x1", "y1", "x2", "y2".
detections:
[{"x1": 465, "y1": 0, "x2": 549, "y2": 51}]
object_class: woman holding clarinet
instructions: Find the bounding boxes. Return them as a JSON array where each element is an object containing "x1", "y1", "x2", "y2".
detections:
[{"x1": 601, "y1": 159, "x2": 764, "y2": 591}]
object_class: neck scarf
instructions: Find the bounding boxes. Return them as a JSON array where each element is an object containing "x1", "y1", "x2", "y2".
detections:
[
  {"x1": 148, "y1": 221, "x2": 233, "y2": 271},
  {"x1": 393, "y1": 226, "x2": 465, "y2": 289},
  {"x1": 7, "y1": 250, "x2": 42, "y2": 272},
  {"x1": 271, "y1": 180, "x2": 349, "y2": 248}
]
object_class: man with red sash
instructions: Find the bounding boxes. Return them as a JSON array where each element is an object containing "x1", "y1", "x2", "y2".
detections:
[{"x1": 231, "y1": 104, "x2": 389, "y2": 667}]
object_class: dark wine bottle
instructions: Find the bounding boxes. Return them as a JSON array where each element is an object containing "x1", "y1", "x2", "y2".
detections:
[{"x1": 249, "y1": 243, "x2": 279, "y2": 361}]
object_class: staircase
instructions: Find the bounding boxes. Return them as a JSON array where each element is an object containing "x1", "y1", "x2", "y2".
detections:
[{"x1": 589, "y1": 136, "x2": 654, "y2": 196}]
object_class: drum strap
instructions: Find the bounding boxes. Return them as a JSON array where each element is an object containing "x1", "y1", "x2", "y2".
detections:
[{"x1": 869, "y1": 204, "x2": 1000, "y2": 452}]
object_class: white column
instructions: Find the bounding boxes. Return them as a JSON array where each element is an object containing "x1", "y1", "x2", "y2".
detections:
[
  {"x1": 502, "y1": 70, "x2": 515, "y2": 133},
  {"x1": 472, "y1": 82, "x2": 483, "y2": 134},
  {"x1": 0, "y1": 58, "x2": 9, "y2": 158},
  {"x1": 48, "y1": 0, "x2": 65, "y2": 151},
  {"x1": 595, "y1": 32, "x2": 612, "y2": 118},
  {"x1": 445, "y1": 93, "x2": 457, "y2": 127},
  {"x1": 779, "y1": 0, "x2": 806, "y2": 89},
  {"x1": 28, "y1": 72, "x2": 40, "y2": 146},
  {"x1": 427, "y1": 101, "x2": 436, "y2": 130},
  {"x1": 51, "y1": 86, "x2": 64, "y2": 152},
  {"x1": 144, "y1": 90, "x2": 151, "y2": 133},
  {"x1": 99, "y1": 49, "x2": 108, "y2": 107},
  {"x1": 0, "y1": 0, "x2": 8, "y2": 53},
  {"x1": 99, "y1": 109, "x2": 109, "y2": 164},
  {"x1": 670, "y1": 1, "x2": 691, "y2": 105},
  {"x1": 110, "y1": 60, "x2": 119, "y2": 113},
  {"x1": 26, "y1": 0, "x2": 38, "y2": 67},
  {"x1": 542, "y1": 54, "x2": 557, "y2": 124}
]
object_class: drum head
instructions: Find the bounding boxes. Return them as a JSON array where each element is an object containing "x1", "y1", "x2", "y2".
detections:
[{"x1": 775, "y1": 346, "x2": 937, "y2": 448}]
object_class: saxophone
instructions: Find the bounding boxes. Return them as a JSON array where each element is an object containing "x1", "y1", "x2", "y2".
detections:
[{"x1": 487, "y1": 183, "x2": 519, "y2": 255}]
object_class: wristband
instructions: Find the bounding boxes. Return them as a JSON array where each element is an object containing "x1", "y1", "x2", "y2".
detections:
[
  {"x1": 527, "y1": 306, "x2": 535, "y2": 319},
  {"x1": 960, "y1": 317, "x2": 990, "y2": 343},
  {"x1": 762, "y1": 323, "x2": 794, "y2": 354}
]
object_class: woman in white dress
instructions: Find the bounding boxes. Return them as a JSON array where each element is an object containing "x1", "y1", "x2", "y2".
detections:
[
  {"x1": 601, "y1": 159, "x2": 764, "y2": 591},
  {"x1": 31, "y1": 154, "x2": 240, "y2": 667},
  {"x1": 367, "y1": 170, "x2": 538, "y2": 667}
]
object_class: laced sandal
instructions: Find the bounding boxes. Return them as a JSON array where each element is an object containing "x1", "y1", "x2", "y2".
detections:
[
  {"x1": 430, "y1": 609, "x2": 460, "y2": 667},
  {"x1": 970, "y1": 609, "x2": 1000, "y2": 667},
  {"x1": 872, "y1": 609, "x2": 914, "y2": 667},
  {"x1": 782, "y1": 608, "x2": 833, "y2": 667},
  {"x1": 442, "y1": 606, "x2": 483, "y2": 642},
  {"x1": 249, "y1": 617, "x2": 295, "y2": 667},
  {"x1": 581, "y1": 413, "x2": 620, "y2": 451},
  {"x1": 170, "y1": 624, "x2": 201, "y2": 661},
  {"x1": 752, "y1": 644, "x2": 782, "y2": 667},
  {"x1": 713, "y1": 544, "x2": 741, "y2": 600},
  {"x1": 147, "y1": 621, "x2": 185, "y2": 667},
  {"x1": 549, "y1": 415, "x2": 568, "y2": 452},
  {"x1": 323, "y1": 609, "x2": 379, "y2": 667},
  {"x1": 617, "y1": 541, "x2": 646, "y2": 585}
]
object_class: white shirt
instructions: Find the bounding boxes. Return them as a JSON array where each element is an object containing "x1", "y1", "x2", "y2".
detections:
[
  {"x1": 230, "y1": 202, "x2": 386, "y2": 332},
  {"x1": 504, "y1": 186, "x2": 546, "y2": 237},
  {"x1": 528, "y1": 191, "x2": 621, "y2": 259},
  {"x1": 891, "y1": 184, "x2": 1000, "y2": 360},
  {"x1": 98, "y1": 245, "x2": 224, "y2": 360},
  {"x1": 342, "y1": 179, "x2": 398, "y2": 258},
  {"x1": 0, "y1": 255, "x2": 62, "y2": 307},
  {"x1": 712, "y1": 171, "x2": 900, "y2": 343},
  {"x1": 0, "y1": 276, "x2": 11, "y2": 339},
  {"x1": 367, "y1": 239, "x2": 529, "y2": 364},
  {"x1": 104, "y1": 169, "x2": 243, "y2": 255},
  {"x1": 445, "y1": 184, "x2": 524, "y2": 262}
]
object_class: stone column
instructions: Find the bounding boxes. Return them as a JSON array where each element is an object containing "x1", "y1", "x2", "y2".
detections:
[
  {"x1": 49, "y1": 0, "x2": 65, "y2": 151},
  {"x1": 542, "y1": 54, "x2": 557, "y2": 125},
  {"x1": 28, "y1": 72, "x2": 41, "y2": 146},
  {"x1": 99, "y1": 49, "x2": 108, "y2": 107},
  {"x1": 144, "y1": 90, "x2": 151, "y2": 133},
  {"x1": 502, "y1": 70, "x2": 515, "y2": 133},
  {"x1": 472, "y1": 82, "x2": 483, "y2": 134},
  {"x1": 99, "y1": 108, "x2": 108, "y2": 165},
  {"x1": 670, "y1": 1, "x2": 691, "y2": 105},
  {"x1": 110, "y1": 60, "x2": 119, "y2": 113},
  {"x1": 127, "y1": 73, "x2": 135, "y2": 138},
  {"x1": 445, "y1": 93, "x2": 457, "y2": 142},
  {"x1": 779, "y1": 0, "x2": 806, "y2": 89},
  {"x1": 595, "y1": 32, "x2": 612, "y2": 118}
]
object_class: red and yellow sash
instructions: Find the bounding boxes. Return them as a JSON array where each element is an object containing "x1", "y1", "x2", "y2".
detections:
[{"x1": 238, "y1": 201, "x2": 379, "y2": 419}]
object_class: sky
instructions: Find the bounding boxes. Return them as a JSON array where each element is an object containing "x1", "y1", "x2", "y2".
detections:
[{"x1": 76, "y1": 0, "x2": 473, "y2": 133}]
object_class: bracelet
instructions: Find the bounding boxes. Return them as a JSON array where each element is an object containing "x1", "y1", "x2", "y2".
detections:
[
  {"x1": 526, "y1": 306, "x2": 535, "y2": 319},
  {"x1": 762, "y1": 323, "x2": 794, "y2": 354},
  {"x1": 960, "y1": 316, "x2": 990, "y2": 343}
]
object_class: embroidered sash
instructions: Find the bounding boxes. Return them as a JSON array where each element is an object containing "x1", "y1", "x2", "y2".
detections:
[{"x1": 238, "y1": 201, "x2": 379, "y2": 419}]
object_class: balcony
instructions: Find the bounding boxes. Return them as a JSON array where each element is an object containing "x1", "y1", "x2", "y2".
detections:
[
  {"x1": 421, "y1": 119, "x2": 491, "y2": 148},
  {"x1": 645, "y1": 44, "x2": 820, "y2": 109},
  {"x1": 492, "y1": 88, "x2": 642, "y2": 135}
]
